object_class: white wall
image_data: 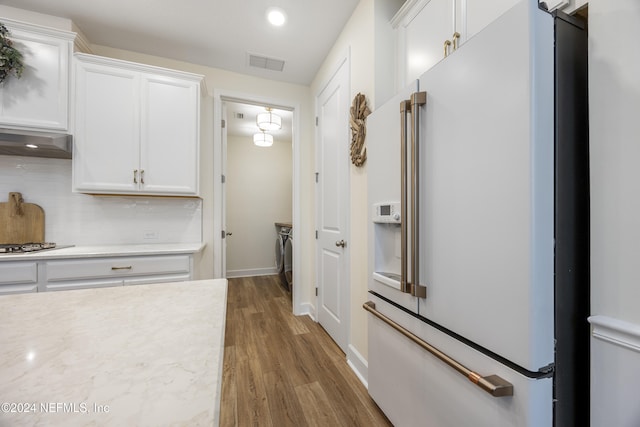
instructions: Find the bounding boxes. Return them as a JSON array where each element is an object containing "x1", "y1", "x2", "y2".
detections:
[
  {"x1": 0, "y1": 156, "x2": 202, "y2": 245},
  {"x1": 225, "y1": 134, "x2": 292, "y2": 276},
  {"x1": 589, "y1": 0, "x2": 640, "y2": 425}
]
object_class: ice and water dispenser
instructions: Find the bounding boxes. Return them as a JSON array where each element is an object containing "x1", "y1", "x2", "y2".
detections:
[{"x1": 372, "y1": 202, "x2": 402, "y2": 290}]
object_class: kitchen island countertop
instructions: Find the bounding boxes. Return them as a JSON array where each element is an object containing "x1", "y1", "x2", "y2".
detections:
[
  {"x1": 0, "y1": 242, "x2": 205, "y2": 261},
  {"x1": 0, "y1": 279, "x2": 227, "y2": 426}
]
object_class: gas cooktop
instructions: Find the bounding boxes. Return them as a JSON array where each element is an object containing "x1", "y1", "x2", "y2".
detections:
[{"x1": 0, "y1": 242, "x2": 59, "y2": 254}]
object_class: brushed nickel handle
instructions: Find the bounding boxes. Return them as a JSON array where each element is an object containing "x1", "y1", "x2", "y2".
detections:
[
  {"x1": 335, "y1": 240, "x2": 346, "y2": 248},
  {"x1": 443, "y1": 39, "x2": 452, "y2": 57},
  {"x1": 363, "y1": 301, "x2": 514, "y2": 397},
  {"x1": 140, "y1": 169, "x2": 145, "y2": 184},
  {"x1": 400, "y1": 99, "x2": 411, "y2": 294},
  {"x1": 409, "y1": 92, "x2": 427, "y2": 299},
  {"x1": 111, "y1": 266, "x2": 133, "y2": 271},
  {"x1": 452, "y1": 32, "x2": 461, "y2": 50},
  {"x1": 133, "y1": 169, "x2": 138, "y2": 184}
]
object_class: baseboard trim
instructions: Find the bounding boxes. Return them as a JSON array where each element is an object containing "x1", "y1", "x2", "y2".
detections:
[
  {"x1": 226, "y1": 267, "x2": 278, "y2": 278},
  {"x1": 347, "y1": 344, "x2": 369, "y2": 388},
  {"x1": 298, "y1": 302, "x2": 316, "y2": 320},
  {"x1": 589, "y1": 315, "x2": 640, "y2": 353}
]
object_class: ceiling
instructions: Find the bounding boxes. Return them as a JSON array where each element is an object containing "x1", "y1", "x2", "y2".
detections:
[
  {"x1": 225, "y1": 101, "x2": 292, "y2": 142},
  {"x1": 2, "y1": 0, "x2": 360, "y2": 85}
]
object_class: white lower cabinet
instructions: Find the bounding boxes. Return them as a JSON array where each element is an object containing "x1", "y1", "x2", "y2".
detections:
[
  {"x1": 0, "y1": 261, "x2": 41, "y2": 294},
  {"x1": 45, "y1": 255, "x2": 192, "y2": 291}
]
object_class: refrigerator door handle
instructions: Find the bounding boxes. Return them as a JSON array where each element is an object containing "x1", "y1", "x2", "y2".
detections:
[
  {"x1": 410, "y1": 91, "x2": 427, "y2": 298},
  {"x1": 400, "y1": 99, "x2": 411, "y2": 294},
  {"x1": 363, "y1": 301, "x2": 514, "y2": 397}
]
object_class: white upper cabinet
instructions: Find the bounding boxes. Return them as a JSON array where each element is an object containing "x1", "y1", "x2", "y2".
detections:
[
  {"x1": 0, "y1": 19, "x2": 74, "y2": 131},
  {"x1": 73, "y1": 54, "x2": 203, "y2": 196},
  {"x1": 395, "y1": 0, "x2": 456, "y2": 86},
  {"x1": 394, "y1": 0, "x2": 519, "y2": 86},
  {"x1": 140, "y1": 74, "x2": 200, "y2": 195}
]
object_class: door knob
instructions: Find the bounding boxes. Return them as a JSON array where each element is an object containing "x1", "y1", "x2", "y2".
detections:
[{"x1": 335, "y1": 240, "x2": 346, "y2": 248}]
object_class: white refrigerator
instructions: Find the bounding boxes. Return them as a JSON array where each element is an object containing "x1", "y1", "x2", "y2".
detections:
[{"x1": 365, "y1": 1, "x2": 589, "y2": 425}]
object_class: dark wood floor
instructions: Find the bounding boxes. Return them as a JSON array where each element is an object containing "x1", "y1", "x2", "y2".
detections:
[{"x1": 220, "y1": 275, "x2": 392, "y2": 426}]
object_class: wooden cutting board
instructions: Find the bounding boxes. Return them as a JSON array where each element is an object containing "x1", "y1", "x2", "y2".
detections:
[{"x1": 0, "y1": 192, "x2": 45, "y2": 244}]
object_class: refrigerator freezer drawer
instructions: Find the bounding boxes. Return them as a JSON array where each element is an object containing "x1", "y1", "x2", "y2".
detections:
[{"x1": 367, "y1": 294, "x2": 552, "y2": 426}]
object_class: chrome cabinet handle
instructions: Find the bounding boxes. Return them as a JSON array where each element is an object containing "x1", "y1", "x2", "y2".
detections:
[
  {"x1": 140, "y1": 169, "x2": 145, "y2": 184},
  {"x1": 363, "y1": 301, "x2": 513, "y2": 397},
  {"x1": 111, "y1": 266, "x2": 132, "y2": 270},
  {"x1": 335, "y1": 240, "x2": 346, "y2": 248},
  {"x1": 133, "y1": 169, "x2": 138, "y2": 184}
]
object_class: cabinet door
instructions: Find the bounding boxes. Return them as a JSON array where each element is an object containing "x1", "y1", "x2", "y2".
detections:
[
  {"x1": 0, "y1": 262, "x2": 39, "y2": 294},
  {"x1": 140, "y1": 74, "x2": 200, "y2": 195},
  {"x1": 73, "y1": 60, "x2": 141, "y2": 193},
  {"x1": 400, "y1": 0, "x2": 456, "y2": 84},
  {"x1": 0, "y1": 21, "x2": 73, "y2": 131},
  {"x1": 457, "y1": 0, "x2": 520, "y2": 43}
]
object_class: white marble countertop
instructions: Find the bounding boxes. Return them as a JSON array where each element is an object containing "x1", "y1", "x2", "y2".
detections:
[
  {"x1": 0, "y1": 242, "x2": 206, "y2": 261},
  {"x1": 0, "y1": 279, "x2": 227, "y2": 426}
]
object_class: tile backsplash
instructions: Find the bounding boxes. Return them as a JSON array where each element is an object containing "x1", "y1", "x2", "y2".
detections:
[{"x1": 0, "y1": 156, "x2": 202, "y2": 245}]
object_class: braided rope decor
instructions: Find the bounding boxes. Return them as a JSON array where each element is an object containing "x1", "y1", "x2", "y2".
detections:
[{"x1": 349, "y1": 93, "x2": 371, "y2": 167}]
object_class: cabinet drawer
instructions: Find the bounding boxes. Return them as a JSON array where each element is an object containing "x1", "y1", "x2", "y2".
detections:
[
  {"x1": 46, "y1": 255, "x2": 190, "y2": 281},
  {"x1": 0, "y1": 262, "x2": 38, "y2": 285},
  {"x1": 47, "y1": 279, "x2": 123, "y2": 292}
]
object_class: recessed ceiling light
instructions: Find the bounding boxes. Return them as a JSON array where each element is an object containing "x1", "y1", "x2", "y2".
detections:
[{"x1": 267, "y1": 8, "x2": 286, "y2": 26}]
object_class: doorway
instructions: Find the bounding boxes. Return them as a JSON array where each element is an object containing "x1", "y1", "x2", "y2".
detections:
[
  {"x1": 224, "y1": 101, "x2": 293, "y2": 281},
  {"x1": 212, "y1": 91, "x2": 302, "y2": 313}
]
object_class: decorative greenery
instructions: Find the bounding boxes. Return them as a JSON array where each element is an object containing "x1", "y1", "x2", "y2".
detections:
[{"x1": 0, "y1": 23, "x2": 24, "y2": 84}]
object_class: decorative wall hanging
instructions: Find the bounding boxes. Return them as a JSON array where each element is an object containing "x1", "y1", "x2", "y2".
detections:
[
  {"x1": 349, "y1": 92, "x2": 371, "y2": 167},
  {"x1": 0, "y1": 23, "x2": 24, "y2": 84}
]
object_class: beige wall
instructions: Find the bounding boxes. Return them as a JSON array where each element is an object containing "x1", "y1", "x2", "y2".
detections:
[{"x1": 226, "y1": 134, "x2": 292, "y2": 275}]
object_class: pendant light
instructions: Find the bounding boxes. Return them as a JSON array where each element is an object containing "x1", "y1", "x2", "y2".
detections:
[
  {"x1": 256, "y1": 107, "x2": 282, "y2": 131},
  {"x1": 253, "y1": 132, "x2": 273, "y2": 147}
]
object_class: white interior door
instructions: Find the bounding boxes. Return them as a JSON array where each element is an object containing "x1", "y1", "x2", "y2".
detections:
[
  {"x1": 316, "y1": 55, "x2": 350, "y2": 352},
  {"x1": 221, "y1": 103, "x2": 228, "y2": 278}
]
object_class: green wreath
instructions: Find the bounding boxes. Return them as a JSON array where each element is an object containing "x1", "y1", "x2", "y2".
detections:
[{"x1": 0, "y1": 23, "x2": 24, "y2": 84}]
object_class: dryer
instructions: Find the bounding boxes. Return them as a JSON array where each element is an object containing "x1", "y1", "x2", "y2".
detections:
[
  {"x1": 275, "y1": 227, "x2": 290, "y2": 287},
  {"x1": 284, "y1": 229, "x2": 293, "y2": 290}
]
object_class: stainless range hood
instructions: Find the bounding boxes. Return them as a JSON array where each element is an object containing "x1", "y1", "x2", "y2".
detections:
[{"x1": 0, "y1": 128, "x2": 72, "y2": 159}]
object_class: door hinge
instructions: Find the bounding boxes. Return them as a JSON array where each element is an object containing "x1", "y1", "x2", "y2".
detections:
[
  {"x1": 221, "y1": 230, "x2": 226, "y2": 239},
  {"x1": 221, "y1": 119, "x2": 226, "y2": 128},
  {"x1": 315, "y1": 116, "x2": 318, "y2": 126},
  {"x1": 221, "y1": 174, "x2": 226, "y2": 183},
  {"x1": 315, "y1": 287, "x2": 318, "y2": 296},
  {"x1": 315, "y1": 230, "x2": 318, "y2": 239},
  {"x1": 315, "y1": 172, "x2": 319, "y2": 183}
]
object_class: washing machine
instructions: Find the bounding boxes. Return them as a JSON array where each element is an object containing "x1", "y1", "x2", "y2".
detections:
[
  {"x1": 275, "y1": 227, "x2": 290, "y2": 288},
  {"x1": 284, "y1": 229, "x2": 293, "y2": 291}
]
